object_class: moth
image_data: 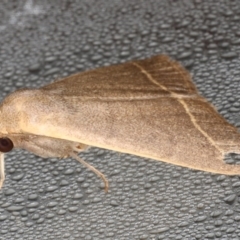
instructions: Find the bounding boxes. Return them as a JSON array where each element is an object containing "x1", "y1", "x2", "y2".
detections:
[{"x1": 1, "y1": 55, "x2": 240, "y2": 192}]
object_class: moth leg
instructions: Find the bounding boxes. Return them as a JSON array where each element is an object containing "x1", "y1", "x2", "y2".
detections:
[
  {"x1": 74, "y1": 143, "x2": 89, "y2": 152},
  {"x1": 70, "y1": 153, "x2": 109, "y2": 193},
  {"x1": 0, "y1": 154, "x2": 5, "y2": 189}
]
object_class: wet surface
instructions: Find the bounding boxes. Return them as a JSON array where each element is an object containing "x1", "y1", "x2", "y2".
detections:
[{"x1": 1, "y1": 0, "x2": 240, "y2": 239}]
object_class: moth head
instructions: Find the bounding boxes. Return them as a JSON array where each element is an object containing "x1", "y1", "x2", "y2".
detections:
[{"x1": 0, "y1": 137, "x2": 14, "y2": 153}]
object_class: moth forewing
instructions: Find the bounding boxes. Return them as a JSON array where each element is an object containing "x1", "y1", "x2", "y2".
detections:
[{"x1": 1, "y1": 55, "x2": 240, "y2": 192}]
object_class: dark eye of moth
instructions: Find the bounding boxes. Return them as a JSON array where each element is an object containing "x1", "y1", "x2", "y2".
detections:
[{"x1": 0, "y1": 137, "x2": 14, "y2": 152}]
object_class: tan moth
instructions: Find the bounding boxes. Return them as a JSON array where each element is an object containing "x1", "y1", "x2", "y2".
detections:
[{"x1": 1, "y1": 55, "x2": 240, "y2": 192}]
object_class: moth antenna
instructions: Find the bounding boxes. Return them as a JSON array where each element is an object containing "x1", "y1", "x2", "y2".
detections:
[
  {"x1": 0, "y1": 153, "x2": 5, "y2": 189},
  {"x1": 70, "y1": 153, "x2": 109, "y2": 193}
]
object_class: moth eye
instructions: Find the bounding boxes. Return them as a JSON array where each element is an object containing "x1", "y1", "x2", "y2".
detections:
[{"x1": 0, "y1": 137, "x2": 14, "y2": 153}]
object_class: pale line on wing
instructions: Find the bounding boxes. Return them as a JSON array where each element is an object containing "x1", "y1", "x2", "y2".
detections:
[
  {"x1": 131, "y1": 61, "x2": 222, "y2": 154},
  {"x1": 178, "y1": 98, "x2": 222, "y2": 153},
  {"x1": 132, "y1": 62, "x2": 169, "y2": 92}
]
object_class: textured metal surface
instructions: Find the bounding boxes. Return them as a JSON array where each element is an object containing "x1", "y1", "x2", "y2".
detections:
[{"x1": 0, "y1": 0, "x2": 240, "y2": 239}]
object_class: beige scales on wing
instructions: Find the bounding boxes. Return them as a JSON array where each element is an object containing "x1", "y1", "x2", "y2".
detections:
[{"x1": 1, "y1": 55, "x2": 240, "y2": 192}]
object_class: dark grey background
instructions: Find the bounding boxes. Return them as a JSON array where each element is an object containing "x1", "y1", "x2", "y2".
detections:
[{"x1": 0, "y1": 0, "x2": 240, "y2": 239}]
